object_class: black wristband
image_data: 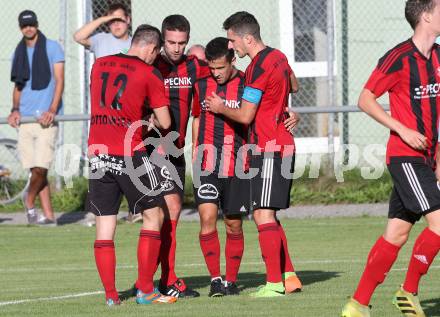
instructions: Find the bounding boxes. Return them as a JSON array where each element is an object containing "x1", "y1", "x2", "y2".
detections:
[{"x1": 10, "y1": 108, "x2": 19, "y2": 113}]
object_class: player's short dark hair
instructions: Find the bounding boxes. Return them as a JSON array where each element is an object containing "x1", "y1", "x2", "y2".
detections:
[
  {"x1": 205, "y1": 37, "x2": 234, "y2": 63},
  {"x1": 405, "y1": 0, "x2": 436, "y2": 29},
  {"x1": 132, "y1": 24, "x2": 162, "y2": 48},
  {"x1": 162, "y1": 14, "x2": 190, "y2": 36},
  {"x1": 223, "y1": 11, "x2": 261, "y2": 41},
  {"x1": 107, "y1": 2, "x2": 129, "y2": 17}
]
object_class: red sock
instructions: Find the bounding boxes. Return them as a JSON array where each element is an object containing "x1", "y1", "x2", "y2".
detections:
[
  {"x1": 257, "y1": 223, "x2": 282, "y2": 283},
  {"x1": 199, "y1": 230, "x2": 221, "y2": 279},
  {"x1": 225, "y1": 232, "x2": 244, "y2": 282},
  {"x1": 403, "y1": 228, "x2": 440, "y2": 294},
  {"x1": 353, "y1": 236, "x2": 400, "y2": 305},
  {"x1": 278, "y1": 221, "x2": 295, "y2": 273},
  {"x1": 159, "y1": 219, "x2": 178, "y2": 286},
  {"x1": 135, "y1": 230, "x2": 161, "y2": 294},
  {"x1": 94, "y1": 240, "x2": 118, "y2": 300}
]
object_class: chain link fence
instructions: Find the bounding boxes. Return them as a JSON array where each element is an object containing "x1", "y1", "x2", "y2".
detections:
[{"x1": 0, "y1": 0, "x2": 414, "y2": 182}]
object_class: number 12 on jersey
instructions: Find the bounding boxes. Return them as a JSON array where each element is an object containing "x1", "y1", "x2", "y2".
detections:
[{"x1": 100, "y1": 72, "x2": 128, "y2": 110}]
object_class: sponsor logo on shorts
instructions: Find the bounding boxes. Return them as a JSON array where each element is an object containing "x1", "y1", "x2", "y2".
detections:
[
  {"x1": 161, "y1": 166, "x2": 173, "y2": 180},
  {"x1": 159, "y1": 166, "x2": 175, "y2": 192},
  {"x1": 90, "y1": 154, "x2": 123, "y2": 175},
  {"x1": 160, "y1": 179, "x2": 174, "y2": 192},
  {"x1": 197, "y1": 184, "x2": 219, "y2": 200}
]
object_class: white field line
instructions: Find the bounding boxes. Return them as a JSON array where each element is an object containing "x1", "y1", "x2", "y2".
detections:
[{"x1": 0, "y1": 291, "x2": 103, "y2": 306}]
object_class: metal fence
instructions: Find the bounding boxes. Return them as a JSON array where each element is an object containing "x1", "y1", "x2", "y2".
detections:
[{"x1": 0, "y1": 0, "x2": 414, "y2": 181}]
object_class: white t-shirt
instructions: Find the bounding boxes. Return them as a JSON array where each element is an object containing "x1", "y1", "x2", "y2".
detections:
[{"x1": 90, "y1": 32, "x2": 131, "y2": 58}]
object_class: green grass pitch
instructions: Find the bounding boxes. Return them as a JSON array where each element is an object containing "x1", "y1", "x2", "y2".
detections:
[{"x1": 0, "y1": 217, "x2": 439, "y2": 316}]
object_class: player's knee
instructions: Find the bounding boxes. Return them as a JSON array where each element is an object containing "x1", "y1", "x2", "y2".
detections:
[
  {"x1": 165, "y1": 197, "x2": 182, "y2": 218},
  {"x1": 427, "y1": 225, "x2": 440, "y2": 236},
  {"x1": 383, "y1": 231, "x2": 408, "y2": 247},
  {"x1": 200, "y1": 214, "x2": 217, "y2": 233},
  {"x1": 225, "y1": 225, "x2": 242, "y2": 235},
  {"x1": 224, "y1": 218, "x2": 243, "y2": 235},
  {"x1": 253, "y1": 211, "x2": 275, "y2": 226}
]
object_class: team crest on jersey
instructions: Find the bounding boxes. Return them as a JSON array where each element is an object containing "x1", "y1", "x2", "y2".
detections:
[{"x1": 197, "y1": 184, "x2": 219, "y2": 200}]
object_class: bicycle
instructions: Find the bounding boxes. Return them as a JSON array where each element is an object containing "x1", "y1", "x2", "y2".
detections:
[{"x1": 0, "y1": 137, "x2": 30, "y2": 205}]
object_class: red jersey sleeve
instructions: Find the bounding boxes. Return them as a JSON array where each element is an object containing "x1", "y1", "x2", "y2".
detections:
[
  {"x1": 192, "y1": 83, "x2": 201, "y2": 117},
  {"x1": 245, "y1": 63, "x2": 270, "y2": 93},
  {"x1": 147, "y1": 68, "x2": 169, "y2": 109},
  {"x1": 364, "y1": 67, "x2": 401, "y2": 98}
]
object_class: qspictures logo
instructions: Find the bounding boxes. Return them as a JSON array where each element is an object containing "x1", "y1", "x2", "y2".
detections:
[{"x1": 414, "y1": 83, "x2": 440, "y2": 99}]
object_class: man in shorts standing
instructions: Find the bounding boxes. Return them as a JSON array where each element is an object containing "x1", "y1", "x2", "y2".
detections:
[
  {"x1": 88, "y1": 24, "x2": 174, "y2": 306},
  {"x1": 8, "y1": 10, "x2": 64, "y2": 226},
  {"x1": 151, "y1": 14, "x2": 210, "y2": 298},
  {"x1": 207, "y1": 11, "x2": 302, "y2": 297},
  {"x1": 342, "y1": 1, "x2": 440, "y2": 316},
  {"x1": 192, "y1": 37, "x2": 247, "y2": 297}
]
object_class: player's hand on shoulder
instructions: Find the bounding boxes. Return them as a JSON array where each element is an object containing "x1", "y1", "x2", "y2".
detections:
[
  {"x1": 399, "y1": 126, "x2": 427, "y2": 150},
  {"x1": 205, "y1": 92, "x2": 224, "y2": 114},
  {"x1": 284, "y1": 107, "x2": 300, "y2": 135},
  {"x1": 7, "y1": 110, "x2": 20, "y2": 128}
]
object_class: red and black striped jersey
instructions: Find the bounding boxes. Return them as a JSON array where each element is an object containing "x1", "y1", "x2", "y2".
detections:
[
  {"x1": 365, "y1": 39, "x2": 440, "y2": 164},
  {"x1": 154, "y1": 54, "x2": 210, "y2": 149},
  {"x1": 88, "y1": 53, "x2": 168, "y2": 156},
  {"x1": 244, "y1": 47, "x2": 295, "y2": 156},
  {"x1": 192, "y1": 71, "x2": 247, "y2": 177}
]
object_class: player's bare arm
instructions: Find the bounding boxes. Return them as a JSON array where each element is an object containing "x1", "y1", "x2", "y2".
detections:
[
  {"x1": 290, "y1": 71, "x2": 299, "y2": 93},
  {"x1": 73, "y1": 13, "x2": 126, "y2": 47},
  {"x1": 152, "y1": 105, "x2": 171, "y2": 130},
  {"x1": 40, "y1": 62, "x2": 64, "y2": 126},
  {"x1": 206, "y1": 91, "x2": 257, "y2": 124},
  {"x1": 358, "y1": 88, "x2": 427, "y2": 150},
  {"x1": 7, "y1": 85, "x2": 21, "y2": 128},
  {"x1": 192, "y1": 116, "x2": 200, "y2": 155}
]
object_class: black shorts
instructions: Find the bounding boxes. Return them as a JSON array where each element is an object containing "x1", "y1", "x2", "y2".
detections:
[
  {"x1": 156, "y1": 156, "x2": 186, "y2": 199},
  {"x1": 250, "y1": 153, "x2": 294, "y2": 211},
  {"x1": 88, "y1": 151, "x2": 164, "y2": 216},
  {"x1": 193, "y1": 173, "x2": 250, "y2": 216},
  {"x1": 388, "y1": 157, "x2": 440, "y2": 224}
]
